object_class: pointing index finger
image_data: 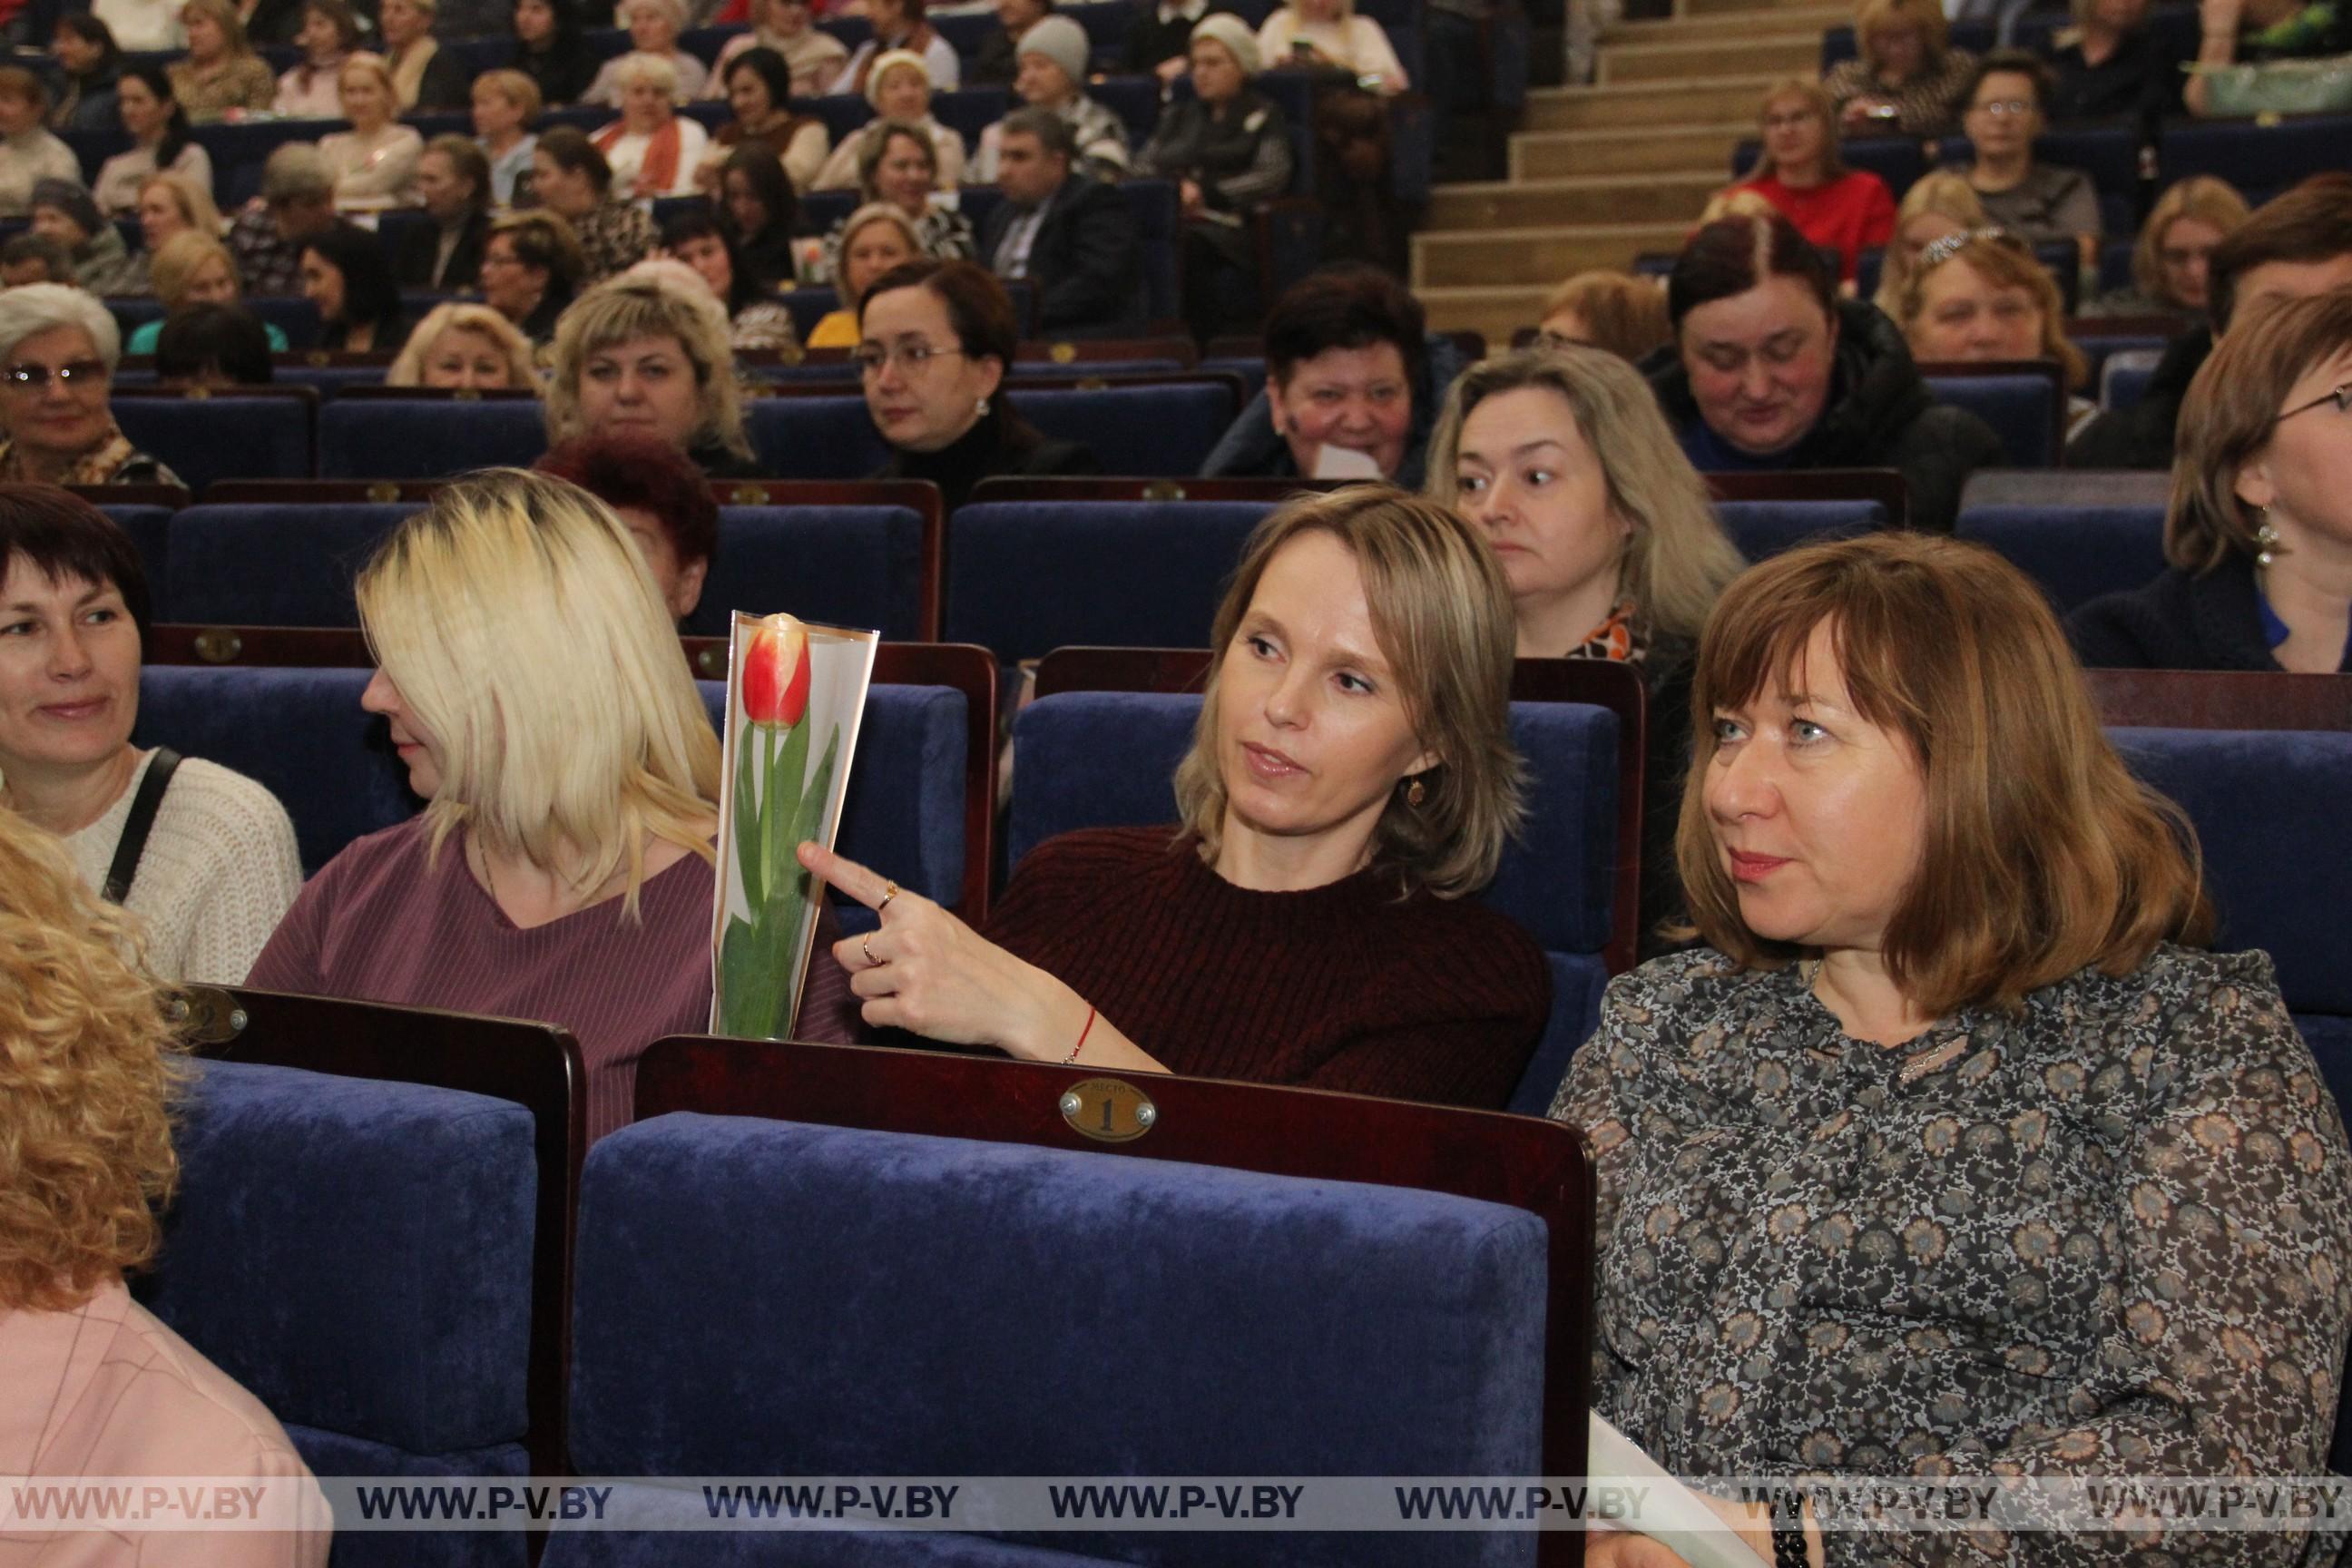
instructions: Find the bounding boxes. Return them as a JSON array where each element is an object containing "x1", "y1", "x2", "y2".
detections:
[{"x1": 796, "y1": 841, "x2": 893, "y2": 910}]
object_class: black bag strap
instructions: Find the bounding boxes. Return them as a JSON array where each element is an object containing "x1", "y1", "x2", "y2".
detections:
[{"x1": 102, "y1": 748, "x2": 182, "y2": 905}]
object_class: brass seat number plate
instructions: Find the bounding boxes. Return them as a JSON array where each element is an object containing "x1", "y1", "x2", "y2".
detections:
[{"x1": 1058, "y1": 1077, "x2": 1157, "y2": 1142}]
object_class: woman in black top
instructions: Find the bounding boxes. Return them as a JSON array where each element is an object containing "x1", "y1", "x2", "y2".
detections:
[
  {"x1": 858, "y1": 259, "x2": 1095, "y2": 514},
  {"x1": 2070, "y1": 289, "x2": 2352, "y2": 671},
  {"x1": 514, "y1": 0, "x2": 598, "y2": 108},
  {"x1": 1132, "y1": 15, "x2": 1294, "y2": 346},
  {"x1": 300, "y1": 224, "x2": 407, "y2": 353}
]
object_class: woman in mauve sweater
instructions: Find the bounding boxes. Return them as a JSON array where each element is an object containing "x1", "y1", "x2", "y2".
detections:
[
  {"x1": 800, "y1": 487, "x2": 1552, "y2": 1111},
  {"x1": 249, "y1": 471, "x2": 722, "y2": 1142}
]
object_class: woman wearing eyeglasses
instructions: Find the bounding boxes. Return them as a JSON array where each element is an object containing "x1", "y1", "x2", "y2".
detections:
[
  {"x1": 858, "y1": 259, "x2": 1096, "y2": 514},
  {"x1": 0, "y1": 286, "x2": 178, "y2": 486},
  {"x1": 1958, "y1": 52, "x2": 2102, "y2": 257},
  {"x1": 1726, "y1": 78, "x2": 1894, "y2": 285},
  {"x1": 2071, "y1": 289, "x2": 2352, "y2": 673}
]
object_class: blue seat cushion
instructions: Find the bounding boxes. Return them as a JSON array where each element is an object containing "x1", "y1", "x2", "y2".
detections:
[
  {"x1": 1925, "y1": 374, "x2": 2059, "y2": 468},
  {"x1": 943, "y1": 502, "x2": 1272, "y2": 662},
  {"x1": 167, "y1": 503, "x2": 422, "y2": 627},
  {"x1": 288, "y1": 1428, "x2": 529, "y2": 1568},
  {"x1": 140, "y1": 1060, "x2": 535, "y2": 1455},
  {"x1": 1008, "y1": 691, "x2": 1618, "y2": 954},
  {"x1": 687, "y1": 506, "x2": 931, "y2": 642},
  {"x1": 113, "y1": 396, "x2": 313, "y2": 491},
  {"x1": 1714, "y1": 498, "x2": 1887, "y2": 563},
  {"x1": 570, "y1": 1113, "x2": 1546, "y2": 1554},
  {"x1": 319, "y1": 399, "x2": 549, "y2": 478},
  {"x1": 1954, "y1": 505, "x2": 2166, "y2": 612},
  {"x1": 2110, "y1": 728, "x2": 2352, "y2": 1019},
  {"x1": 99, "y1": 503, "x2": 174, "y2": 620},
  {"x1": 699, "y1": 681, "x2": 966, "y2": 908},
  {"x1": 133, "y1": 665, "x2": 416, "y2": 872},
  {"x1": 1507, "y1": 952, "x2": 1608, "y2": 1117}
]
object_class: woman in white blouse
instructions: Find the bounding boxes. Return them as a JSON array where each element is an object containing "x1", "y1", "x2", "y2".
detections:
[
  {"x1": 592, "y1": 53, "x2": 708, "y2": 200},
  {"x1": 319, "y1": 53, "x2": 424, "y2": 206},
  {"x1": 0, "y1": 487, "x2": 300, "y2": 984},
  {"x1": 91, "y1": 66, "x2": 213, "y2": 216},
  {"x1": 1255, "y1": 0, "x2": 1407, "y2": 93},
  {"x1": 271, "y1": 0, "x2": 358, "y2": 117}
]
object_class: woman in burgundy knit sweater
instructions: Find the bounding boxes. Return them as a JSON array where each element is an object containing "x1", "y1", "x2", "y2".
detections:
[
  {"x1": 800, "y1": 487, "x2": 1552, "y2": 1111},
  {"x1": 249, "y1": 471, "x2": 723, "y2": 1141}
]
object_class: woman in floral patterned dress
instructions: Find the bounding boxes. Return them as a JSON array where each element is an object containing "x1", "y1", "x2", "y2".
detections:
[{"x1": 1556, "y1": 531, "x2": 2352, "y2": 1567}]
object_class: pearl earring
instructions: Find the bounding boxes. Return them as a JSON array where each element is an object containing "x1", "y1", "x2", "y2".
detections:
[{"x1": 975, "y1": 395, "x2": 990, "y2": 417}]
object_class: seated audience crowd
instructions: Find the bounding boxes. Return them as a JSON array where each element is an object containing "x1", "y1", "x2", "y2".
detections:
[{"x1": 1, "y1": 0, "x2": 2350, "y2": 1553}]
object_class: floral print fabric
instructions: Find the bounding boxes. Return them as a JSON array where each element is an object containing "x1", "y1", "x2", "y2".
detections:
[{"x1": 1552, "y1": 945, "x2": 2352, "y2": 1564}]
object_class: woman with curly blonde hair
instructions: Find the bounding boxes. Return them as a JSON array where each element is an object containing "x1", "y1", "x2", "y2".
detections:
[
  {"x1": 0, "y1": 809, "x2": 328, "y2": 1553},
  {"x1": 388, "y1": 299, "x2": 539, "y2": 389},
  {"x1": 545, "y1": 270, "x2": 758, "y2": 477}
]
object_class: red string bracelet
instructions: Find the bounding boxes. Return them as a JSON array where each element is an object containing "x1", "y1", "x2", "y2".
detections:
[{"x1": 1063, "y1": 1005, "x2": 1097, "y2": 1065}]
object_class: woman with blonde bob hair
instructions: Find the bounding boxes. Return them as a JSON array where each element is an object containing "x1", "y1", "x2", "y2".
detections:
[
  {"x1": 1821, "y1": 0, "x2": 1974, "y2": 135},
  {"x1": 387, "y1": 300, "x2": 539, "y2": 389},
  {"x1": 1536, "y1": 270, "x2": 1669, "y2": 362},
  {"x1": 1898, "y1": 229, "x2": 2090, "y2": 396},
  {"x1": 0, "y1": 811, "x2": 329, "y2": 1544},
  {"x1": 1426, "y1": 344, "x2": 1745, "y2": 945},
  {"x1": 1557, "y1": 531, "x2": 2351, "y2": 1568},
  {"x1": 797, "y1": 486, "x2": 1551, "y2": 1109},
  {"x1": 125, "y1": 229, "x2": 287, "y2": 354},
  {"x1": 1872, "y1": 168, "x2": 1987, "y2": 317},
  {"x1": 545, "y1": 270, "x2": 756, "y2": 477},
  {"x1": 250, "y1": 469, "x2": 723, "y2": 1141},
  {"x1": 2090, "y1": 173, "x2": 2250, "y2": 319},
  {"x1": 2071, "y1": 289, "x2": 2352, "y2": 672}
]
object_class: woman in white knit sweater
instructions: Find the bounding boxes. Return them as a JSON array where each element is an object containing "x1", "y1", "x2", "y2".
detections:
[{"x1": 0, "y1": 488, "x2": 300, "y2": 984}]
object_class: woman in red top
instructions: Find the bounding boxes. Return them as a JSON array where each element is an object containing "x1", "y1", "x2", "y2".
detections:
[{"x1": 1730, "y1": 78, "x2": 1896, "y2": 285}]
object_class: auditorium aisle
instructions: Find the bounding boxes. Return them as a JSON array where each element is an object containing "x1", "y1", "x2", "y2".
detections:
[{"x1": 1416, "y1": 0, "x2": 1847, "y2": 343}]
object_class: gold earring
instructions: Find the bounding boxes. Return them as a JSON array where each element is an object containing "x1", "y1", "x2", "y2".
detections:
[
  {"x1": 1406, "y1": 778, "x2": 1426, "y2": 807},
  {"x1": 2256, "y1": 508, "x2": 2284, "y2": 567}
]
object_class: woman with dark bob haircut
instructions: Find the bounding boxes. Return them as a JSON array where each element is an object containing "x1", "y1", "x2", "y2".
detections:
[
  {"x1": 853, "y1": 257, "x2": 1095, "y2": 512},
  {"x1": 1556, "y1": 532, "x2": 2352, "y2": 1567},
  {"x1": 0, "y1": 486, "x2": 300, "y2": 982},
  {"x1": 800, "y1": 486, "x2": 1551, "y2": 1108},
  {"x1": 2070, "y1": 289, "x2": 2352, "y2": 673},
  {"x1": 1648, "y1": 212, "x2": 2005, "y2": 534}
]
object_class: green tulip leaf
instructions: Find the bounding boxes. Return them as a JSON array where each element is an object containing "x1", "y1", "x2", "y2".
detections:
[{"x1": 732, "y1": 720, "x2": 762, "y2": 911}]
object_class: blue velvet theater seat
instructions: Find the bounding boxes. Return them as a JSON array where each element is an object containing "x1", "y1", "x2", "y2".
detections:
[
  {"x1": 167, "y1": 503, "x2": 423, "y2": 627},
  {"x1": 113, "y1": 395, "x2": 315, "y2": 491},
  {"x1": 2111, "y1": 728, "x2": 2352, "y2": 1108},
  {"x1": 100, "y1": 503, "x2": 175, "y2": 619},
  {"x1": 550, "y1": 1112, "x2": 1548, "y2": 1566},
  {"x1": 746, "y1": 382, "x2": 1234, "y2": 481},
  {"x1": 687, "y1": 505, "x2": 936, "y2": 641},
  {"x1": 942, "y1": 500, "x2": 1273, "y2": 663},
  {"x1": 2111, "y1": 726, "x2": 2352, "y2": 1474},
  {"x1": 141, "y1": 1058, "x2": 536, "y2": 1568},
  {"x1": 1714, "y1": 497, "x2": 1888, "y2": 562},
  {"x1": 318, "y1": 398, "x2": 550, "y2": 478},
  {"x1": 133, "y1": 665, "x2": 416, "y2": 872},
  {"x1": 1925, "y1": 373, "x2": 2061, "y2": 468},
  {"x1": 697, "y1": 681, "x2": 968, "y2": 910},
  {"x1": 1955, "y1": 504, "x2": 2167, "y2": 612},
  {"x1": 1007, "y1": 691, "x2": 1620, "y2": 1113}
]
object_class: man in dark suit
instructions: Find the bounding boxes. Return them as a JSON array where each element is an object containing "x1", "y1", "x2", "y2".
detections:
[
  {"x1": 394, "y1": 135, "x2": 493, "y2": 293},
  {"x1": 976, "y1": 106, "x2": 1142, "y2": 335}
]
